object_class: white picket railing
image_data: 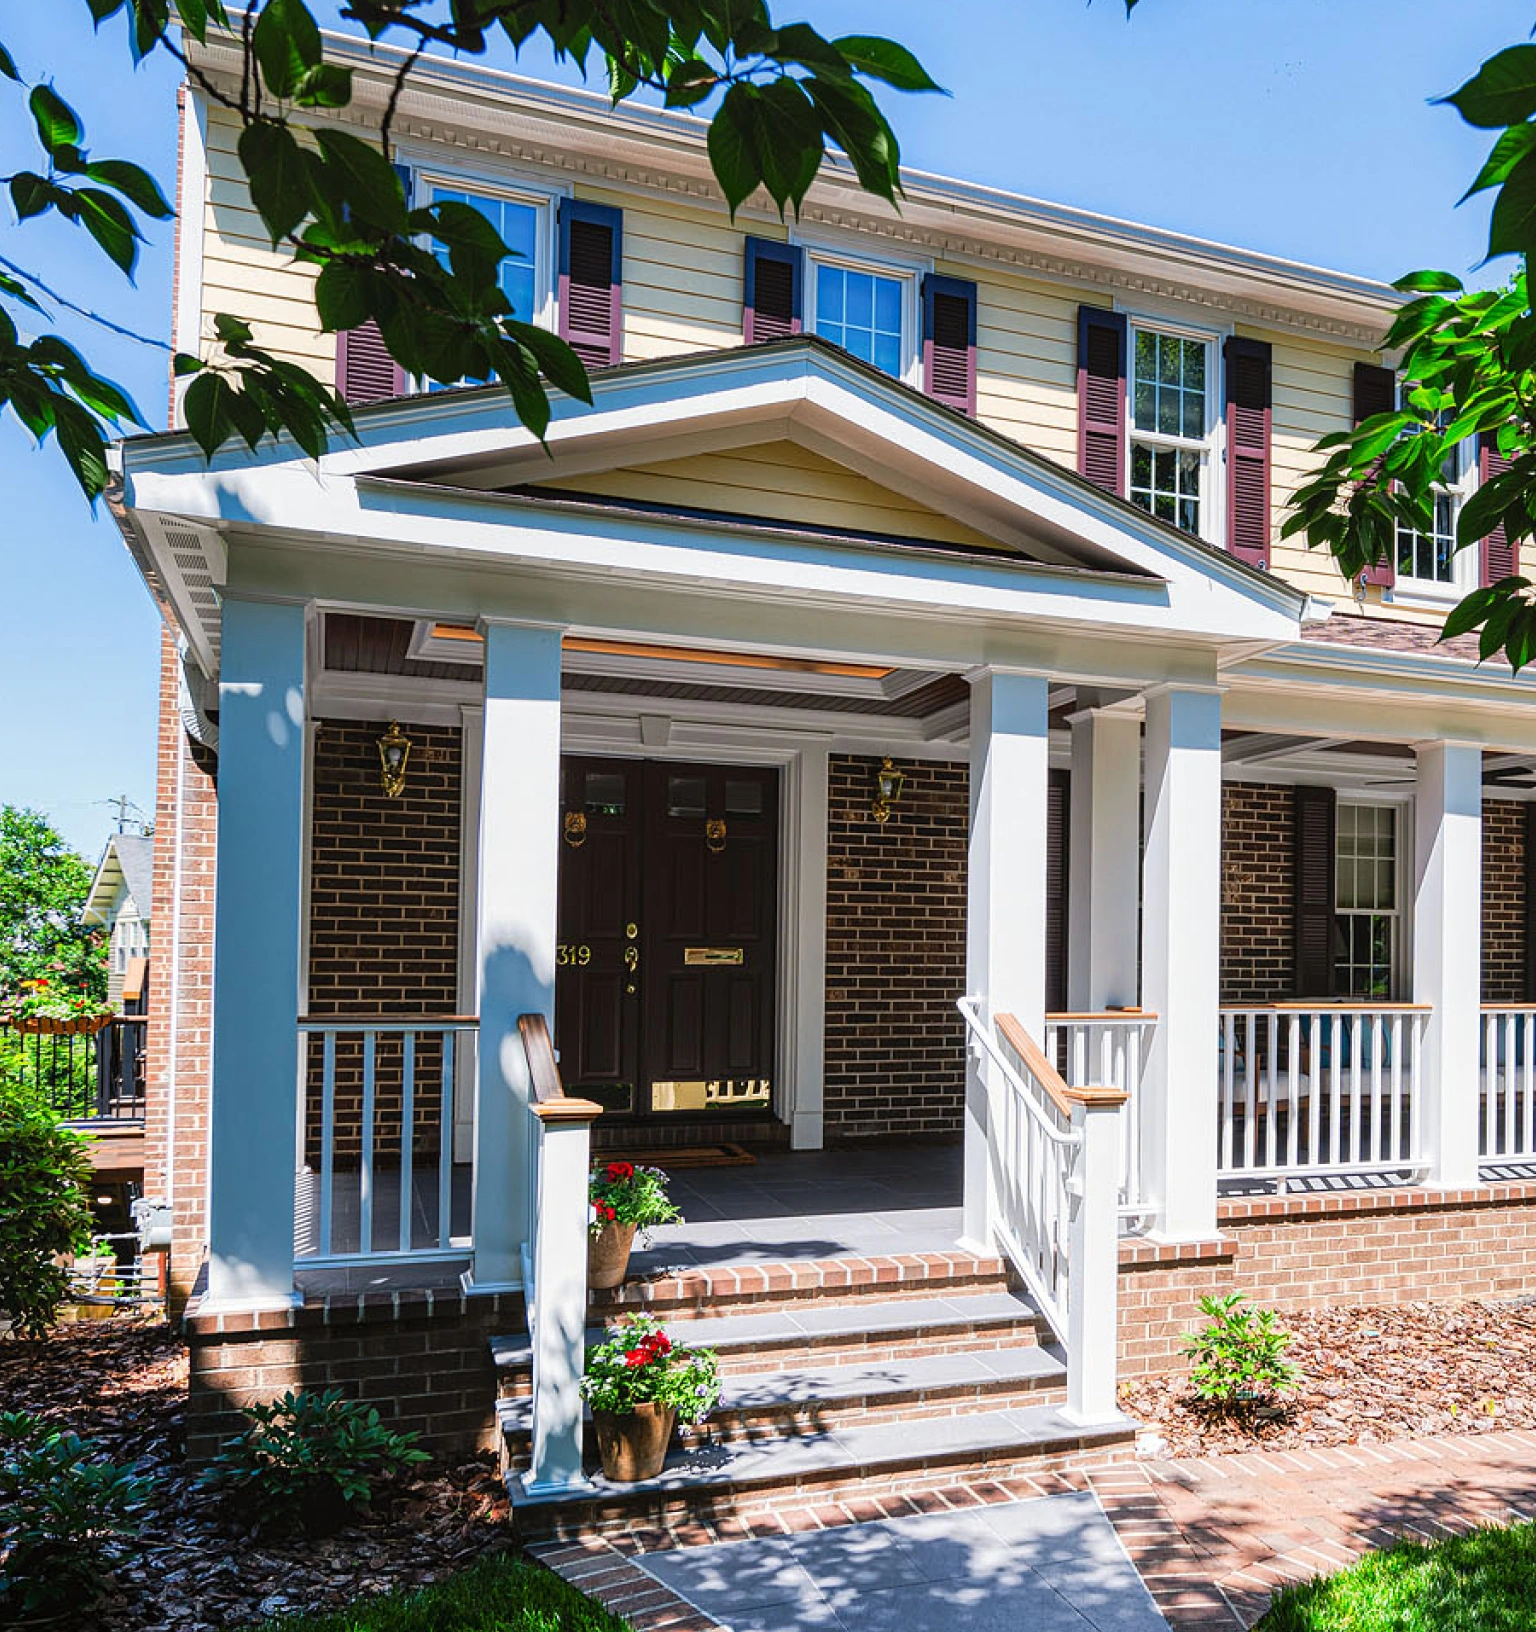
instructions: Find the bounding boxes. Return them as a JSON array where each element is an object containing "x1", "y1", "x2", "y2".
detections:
[
  {"x1": 1481, "y1": 1006, "x2": 1536, "y2": 1164},
  {"x1": 958, "y1": 996, "x2": 1125, "y2": 1424},
  {"x1": 1217, "y1": 1004, "x2": 1428, "y2": 1184},
  {"x1": 295, "y1": 1016, "x2": 476, "y2": 1264},
  {"x1": 1045, "y1": 1010, "x2": 1155, "y2": 1215}
]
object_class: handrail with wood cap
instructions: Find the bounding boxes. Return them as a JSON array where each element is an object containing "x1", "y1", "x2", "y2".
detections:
[
  {"x1": 1045, "y1": 1009, "x2": 1159, "y2": 1024},
  {"x1": 518, "y1": 1013, "x2": 603, "y2": 1121},
  {"x1": 995, "y1": 1014, "x2": 1129, "y2": 1113},
  {"x1": 297, "y1": 1013, "x2": 479, "y2": 1028}
]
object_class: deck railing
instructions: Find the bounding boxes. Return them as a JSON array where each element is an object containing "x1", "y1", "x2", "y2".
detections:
[
  {"x1": 0, "y1": 1015, "x2": 147, "y2": 1122},
  {"x1": 1217, "y1": 1004, "x2": 1428, "y2": 1184},
  {"x1": 958, "y1": 996, "x2": 1125, "y2": 1424},
  {"x1": 1045, "y1": 1010, "x2": 1155, "y2": 1215},
  {"x1": 294, "y1": 1016, "x2": 476, "y2": 1263},
  {"x1": 1480, "y1": 1006, "x2": 1536, "y2": 1165}
]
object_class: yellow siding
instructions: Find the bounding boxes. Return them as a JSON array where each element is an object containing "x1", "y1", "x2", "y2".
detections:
[
  {"x1": 964, "y1": 262, "x2": 1080, "y2": 470},
  {"x1": 530, "y1": 441, "x2": 1010, "y2": 550}
]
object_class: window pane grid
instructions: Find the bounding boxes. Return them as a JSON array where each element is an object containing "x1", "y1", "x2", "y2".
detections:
[
  {"x1": 1128, "y1": 327, "x2": 1208, "y2": 538},
  {"x1": 1333, "y1": 804, "x2": 1398, "y2": 999},
  {"x1": 427, "y1": 185, "x2": 540, "y2": 388},
  {"x1": 813, "y1": 262, "x2": 904, "y2": 378}
]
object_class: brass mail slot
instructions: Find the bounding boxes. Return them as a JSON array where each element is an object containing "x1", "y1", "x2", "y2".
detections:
[{"x1": 684, "y1": 947, "x2": 745, "y2": 967}]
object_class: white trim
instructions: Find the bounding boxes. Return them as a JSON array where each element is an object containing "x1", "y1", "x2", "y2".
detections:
[
  {"x1": 171, "y1": 89, "x2": 208, "y2": 424},
  {"x1": 794, "y1": 229, "x2": 929, "y2": 390},
  {"x1": 455, "y1": 704, "x2": 483, "y2": 1166}
]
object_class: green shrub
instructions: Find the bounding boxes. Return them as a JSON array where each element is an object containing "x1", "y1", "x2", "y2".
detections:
[
  {"x1": 0, "y1": 1093, "x2": 95, "y2": 1338},
  {"x1": 1182, "y1": 1292, "x2": 1300, "y2": 1407},
  {"x1": 0, "y1": 1410, "x2": 156, "y2": 1620},
  {"x1": 198, "y1": 1389, "x2": 430, "y2": 1535}
]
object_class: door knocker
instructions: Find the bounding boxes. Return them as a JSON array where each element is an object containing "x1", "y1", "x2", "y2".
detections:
[
  {"x1": 705, "y1": 817, "x2": 727, "y2": 854},
  {"x1": 563, "y1": 811, "x2": 588, "y2": 849}
]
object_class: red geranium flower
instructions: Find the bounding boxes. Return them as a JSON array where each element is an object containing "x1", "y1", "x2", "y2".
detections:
[
  {"x1": 624, "y1": 1348, "x2": 651, "y2": 1368},
  {"x1": 605, "y1": 1161, "x2": 635, "y2": 1183}
]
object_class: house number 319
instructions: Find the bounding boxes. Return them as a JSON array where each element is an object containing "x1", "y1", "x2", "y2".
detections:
[{"x1": 557, "y1": 944, "x2": 593, "y2": 967}]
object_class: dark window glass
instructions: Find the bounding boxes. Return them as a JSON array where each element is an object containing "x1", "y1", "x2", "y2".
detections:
[
  {"x1": 583, "y1": 772, "x2": 626, "y2": 816},
  {"x1": 724, "y1": 779, "x2": 765, "y2": 817},
  {"x1": 667, "y1": 776, "x2": 707, "y2": 818}
]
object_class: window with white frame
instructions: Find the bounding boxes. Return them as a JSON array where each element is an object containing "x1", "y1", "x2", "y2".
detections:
[
  {"x1": 806, "y1": 252, "x2": 914, "y2": 381},
  {"x1": 1394, "y1": 398, "x2": 1476, "y2": 593},
  {"x1": 1333, "y1": 802, "x2": 1399, "y2": 999},
  {"x1": 1128, "y1": 325, "x2": 1216, "y2": 540}
]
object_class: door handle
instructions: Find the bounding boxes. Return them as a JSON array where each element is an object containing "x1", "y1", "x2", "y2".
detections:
[{"x1": 624, "y1": 943, "x2": 638, "y2": 995}]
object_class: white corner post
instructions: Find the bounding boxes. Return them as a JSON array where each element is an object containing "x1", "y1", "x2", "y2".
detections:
[
  {"x1": 1065, "y1": 1093, "x2": 1128, "y2": 1424},
  {"x1": 206, "y1": 594, "x2": 308, "y2": 1309},
  {"x1": 525, "y1": 1099, "x2": 600, "y2": 1495},
  {"x1": 787, "y1": 744, "x2": 830, "y2": 1152},
  {"x1": 470, "y1": 619, "x2": 565, "y2": 1291},
  {"x1": 965, "y1": 667, "x2": 1051, "y2": 1251},
  {"x1": 1414, "y1": 741, "x2": 1483, "y2": 1189},
  {"x1": 1140, "y1": 685, "x2": 1222, "y2": 1241},
  {"x1": 1067, "y1": 699, "x2": 1142, "y2": 1011}
]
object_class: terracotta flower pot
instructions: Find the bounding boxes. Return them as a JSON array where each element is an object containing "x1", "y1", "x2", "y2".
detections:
[
  {"x1": 588, "y1": 1220, "x2": 637, "y2": 1290},
  {"x1": 592, "y1": 1401, "x2": 676, "y2": 1482}
]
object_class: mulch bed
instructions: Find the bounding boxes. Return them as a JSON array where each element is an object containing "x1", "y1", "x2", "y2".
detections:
[
  {"x1": 1121, "y1": 1297, "x2": 1536, "y2": 1459},
  {"x1": 0, "y1": 1319, "x2": 514, "y2": 1630}
]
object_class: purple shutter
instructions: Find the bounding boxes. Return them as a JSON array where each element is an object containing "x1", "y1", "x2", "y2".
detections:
[
  {"x1": 1077, "y1": 306, "x2": 1126, "y2": 496},
  {"x1": 558, "y1": 199, "x2": 623, "y2": 369},
  {"x1": 1224, "y1": 336, "x2": 1272, "y2": 568},
  {"x1": 922, "y1": 274, "x2": 977, "y2": 416},
  {"x1": 1046, "y1": 767, "x2": 1069, "y2": 1014},
  {"x1": 1480, "y1": 432, "x2": 1518, "y2": 586},
  {"x1": 1525, "y1": 803, "x2": 1536, "y2": 1002},
  {"x1": 1353, "y1": 362, "x2": 1398, "y2": 587},
  {"x1": 743, "y1": 237, "x2": 803, "y2": 343},
  {"x1": 1293, "y1": 784, "x2": 1337, "y2": 998},
  {"x1": 336, "y1": 320, "x2": 407, "y2": 405}
]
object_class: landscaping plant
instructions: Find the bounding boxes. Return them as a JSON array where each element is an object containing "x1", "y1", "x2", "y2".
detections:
[
  {"x1": 1182, "y1": 1293, "x2": 1301, "y2": 1408},
  {"x1": 0, "y1": 1092, "x2": 95, "y2": 1338},
  {"x1": 579, "y1": 1314, "x2": 721, "y2": 1426},
  {"x1": 0, "y1": 1410, "x2": 155, "y2": 1621},
  {"x1": 198, "y1": 1389, "x2": 430, "y2": 1535},
  {"x1": 588, "y1": 1160, "x2": 682, "y2": 1240}
]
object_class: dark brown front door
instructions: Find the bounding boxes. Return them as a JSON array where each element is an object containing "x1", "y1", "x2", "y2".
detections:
[{"x1": 556, "y1": 757, "x2": 779, "y2": 1117}]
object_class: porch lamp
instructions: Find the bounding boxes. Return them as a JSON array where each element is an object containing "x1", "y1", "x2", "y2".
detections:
[
  {"x1": 377, "y1": 720, "x2": 412, "y2": 799},
  {"x1": 871, "y1": 756, "x2": 905, "y2": 824}
]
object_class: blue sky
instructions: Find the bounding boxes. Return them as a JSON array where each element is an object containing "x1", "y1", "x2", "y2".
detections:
[{"x1": 1, "y1": 0, "x2": 1531, "y2": 856}]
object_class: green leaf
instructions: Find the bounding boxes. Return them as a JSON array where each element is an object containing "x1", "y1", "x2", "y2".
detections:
[
  {"x1": 10, "y1": 173, "x2": 59, "y2": 221},
  {"x1": 29, "y1": 85, "x2": 83, "y2": 153},
  {"x1": 1441, "y1": 584, "x2": 1498, "y2": 642},
  {"x1": 1392, "y1": 269, "x2": 1465, "y2": 295},
  {"x1": 0, "y1": 40, "x2": 19, "y2": 81},
  {"x1": 172, "y1": 352, "x2": 204, "y2": 377},
  {"x1": 314, "y1": 128, "x2": 408, "y2": 235},
  {"x1": 74, "y1": 188, "x2": 142, "y2": 275},
  {"x1": 83, "y1": 158, "x2": 174, "y2": 219},
  {"x1": 253, "y1": 0, "x2": 322, "y2": 101},
  {"x1": 175, "y1": 0, "x2": 210, "y2": 43},
  {"x1": 238, "y1": 121, "x2": 311, "y2": 243},
  {"x1": 182, "y1": 370, "x2": 235, "y2": 460},
  {"x1": 1443, "y1": 45, "x2": 1536, "y2": 129},
  {"x1": 1461, "y1": 124, "x2": 1536, "y2": 203},
  {"x1": 312, "y1": 259, "x2": 372, "y2": 332},
  {"x1": 507, "y1": 320, "x2": 593, "y2": 404},
  {"x1": 706, "y1": 82, "x2": 761, "y2": 217},
  {"x1": 292, "y1": 62, "x2": 352, "y2": 109},
  {"x1": 1487, "y1": 149, "x2": 1536, "y2": 260},
  {"x1": 832, "y1": 35, "x2": 944, "y2": 94},
  {"x1": 51, "y1": 395, "x2": 110, "y2": 500}
]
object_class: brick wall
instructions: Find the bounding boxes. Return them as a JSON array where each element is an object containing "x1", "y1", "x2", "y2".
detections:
[
  {"x1": 145, "y1": 628, "x2": 219, "y2": 1314},
  {"x1": 1219, "y1": 782, "x2": 1294, "y2": 1005},
  {"x1": 824, "y1": 756, "x2": 968, "y2": 1142},
  {"x1": 1484, "y1": 798, "x2": 1527, "y2": 1004}
]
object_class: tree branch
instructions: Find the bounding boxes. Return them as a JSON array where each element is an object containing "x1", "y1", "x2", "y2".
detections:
[{"x1": 0, "y1": 254, "x2": 172, "y2": 352}]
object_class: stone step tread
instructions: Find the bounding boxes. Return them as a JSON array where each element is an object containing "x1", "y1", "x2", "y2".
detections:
[
  {"x1": 497, "y1": 1343, "x2": 1066, "y2": 1438},
  {"x1": 597, "y1": 1251, "x2": 1009, "y2": 1306},
  {"x1": 507, "y1": 1403, "x2": 1135, "y2": 1510},
  {"x1": 492, "y1": 1289, "x2": 1043, "y2": 1372}
]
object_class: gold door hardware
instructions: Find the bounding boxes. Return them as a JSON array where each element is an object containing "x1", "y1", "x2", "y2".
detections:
[
  {"x1": 625, "y1": 922, "x2": 639, "y2": 940},
  {"x1": 624, "y1": 943, "x2": 639, "y2": 995},
  {"x1": 705, "y1": 817, "x2": 727, "y2": 853},
  {"x1": 563, "y1": 811, "x2": 588, "y2": 849},
  {"x1": 684, "y1": 947, "x2": 745, "y2": 967},
  {"x1": 556, "y1": 944, "x2": 593, "y2": 967}
]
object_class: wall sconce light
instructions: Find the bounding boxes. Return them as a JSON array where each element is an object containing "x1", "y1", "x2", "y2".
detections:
[
  {"x1": 871, "y1": 756, "x2": 905, "y2": 824},
  {"x1": 377, "y1": 720, "x2": 412, "y2": 798}
]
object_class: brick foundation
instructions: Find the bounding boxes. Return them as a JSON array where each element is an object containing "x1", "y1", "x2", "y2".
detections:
[
  {"x1": 1218, "y1": 781, "x2": 1294, "y2": 1004},
  {"x1": 1484, "y1": 798, "x2": 1527, "y2": 1003},
  {"x1": 823, "y1": 756, "x2": 969, "y2": 1142}
]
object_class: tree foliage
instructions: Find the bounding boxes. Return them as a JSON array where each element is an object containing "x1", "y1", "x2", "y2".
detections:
[
  {"x1": 0, "y1": 2, "x2": 940, "y2": 498},
  {"x1": 0, "y1": 808, "x2": 106, "y2": 1010}
]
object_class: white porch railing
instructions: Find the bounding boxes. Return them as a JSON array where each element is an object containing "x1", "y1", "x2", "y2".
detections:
[
  {"x1": 958, "y1": 996, "x2": 1126, "y2": 1425},
  {"x1": 295, "y1": 1016, "x2": 476, "y2": 1264},
  {"x1": 1481, "y1": 1006, "x2": 1536, "y2": 1164},
  {"x1": 1045, "y1": 1010, "x2": 1155, "y2": 1215},
  {"x1": 1217, "y1": 1004, "x2": 1429, "y2": 1185}
]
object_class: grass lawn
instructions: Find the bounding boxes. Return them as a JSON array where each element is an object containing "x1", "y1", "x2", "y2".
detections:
[
  {"x1": 241, "y1": 1555, "x2": 633, "y2": 1632},
  {"x1": 1258, "y1": 1521, "x2": 1536, "y2": 1630}
]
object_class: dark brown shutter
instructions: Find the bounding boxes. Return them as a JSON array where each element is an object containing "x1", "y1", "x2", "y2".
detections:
[
  {"x1": 558, "y1": 199, "x2": 623, "y2": 369},
  {"x1": 1353, "y1": 362, "x2": 1398, "y2": 587},
  {"x1": 1293, "y1": 784, "x2": 1337, "y2": 998},
  {"x1": 1224, "y1": 337, "x2": 1272, "y2": 568},
  {"x1": 1046, "y1": 767, "x2": 1070, "y2": 1014},
  {"x1": 1480, "y1": 432, "x2": 1518, "y2": 586},
  {"x1": 922, "y1": 274, "x2": 977, "y2": 416},
  {"x1": 1077, "y1": 306, "x2": 1126, "y2": 496},
  {"x1": 336, "y1": 320, "x2": 407, "y2": 405},
  {"x1": 743, "y1": 237, "x2": 803, "y2": 343},
  {"x1": 1525, "y1": 802, "x2": 1536, "y2": 1002}
]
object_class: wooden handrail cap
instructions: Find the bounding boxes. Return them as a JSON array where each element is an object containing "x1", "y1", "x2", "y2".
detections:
[{"x1": 531, "y1": 1097, "x2": 605, "y2": 1124}]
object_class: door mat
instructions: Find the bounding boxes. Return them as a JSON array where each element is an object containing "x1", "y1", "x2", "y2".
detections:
[{"x1": 599, "y1": 1143, "x2": 757, "y2": 1171}]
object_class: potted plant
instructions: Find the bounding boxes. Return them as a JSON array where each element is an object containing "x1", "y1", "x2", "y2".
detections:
[
  {"x1": 587, "y1": 1160, "x2": 681, "y2": 1289},
  {"x1": 8, "y1": 979, "x2": 114, "y2": 1037},
  {"x1": 579, "y1": 1314, "x2": 720, "y2": 1482}
]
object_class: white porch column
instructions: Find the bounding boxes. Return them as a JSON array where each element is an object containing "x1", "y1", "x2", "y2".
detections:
[
  {"x1": 787, "y1": 745, "x2": 830, "y2": 1151},
  {"x1": 206, "y1": 594, "x2": 308, "y2": 1309},
  {"x1": 1414, "y1": 741, "x2": 1483, "y2": 1189},
  {"x1": 471, "y1": 619, "x2": 565, "y2": 1290},
  {"x1": 965, "y1": 668, "x2": 1050, "y2": 1250},
  {"x1": 1140, "y1": 685, "x2": 1222, "y2": 1241},
  {"x1": 1067, "y1": 702, "x2": 1142, "y2": 1011}
]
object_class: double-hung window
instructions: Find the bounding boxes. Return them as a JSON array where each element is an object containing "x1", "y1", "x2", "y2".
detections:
[
  {"x1": 1333, "y1": 802, "x2": 1399, "y2": 1000},
  {"x1": 806, "y1": 251, "x2": 916, "y2": 382},
  {"x1": 1393, "y1": 400, "x2": 1476, "y2": 596},
  {"x1": 1128, "y1": 325, "x2": 1216, "y2": 540}
]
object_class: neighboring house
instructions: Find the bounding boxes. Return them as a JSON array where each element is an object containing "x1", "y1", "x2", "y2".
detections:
[
  {"x1": 82, "y1": 832, "x2": 153, "y2": 1010},
  {"x1": 112, "y1": 33, "x2": 1536, "y2": 1523}
]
